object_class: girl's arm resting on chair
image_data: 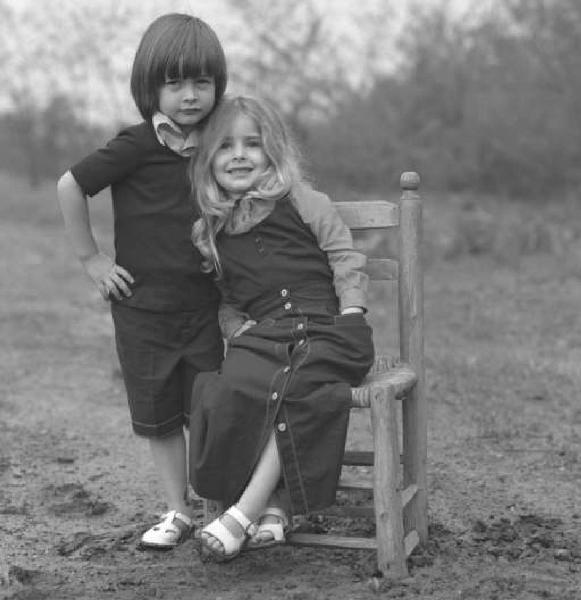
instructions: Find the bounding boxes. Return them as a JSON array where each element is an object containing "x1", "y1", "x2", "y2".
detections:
[{"x1": 291, "y1": 184, "x2": 368, "y2": 314}]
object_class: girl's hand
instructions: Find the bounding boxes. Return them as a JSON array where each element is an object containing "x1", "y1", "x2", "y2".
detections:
[
  {"x1": 232, "y1": 319, "x2": 257, "y2": 338},
  {"x1": 82, "y1": 252, "x2": 134, "y2": 301}
]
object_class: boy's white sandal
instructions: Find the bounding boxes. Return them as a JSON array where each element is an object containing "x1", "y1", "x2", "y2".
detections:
[
  {"x1": 140, "y1": 510, "x2": 193, "y2": 548},
  {"x1": 200, "y1": 505, "x2": 257, "y2": 562},
  {"x1": 246, "y1": 506, "x2": 289, "y2": 550}
]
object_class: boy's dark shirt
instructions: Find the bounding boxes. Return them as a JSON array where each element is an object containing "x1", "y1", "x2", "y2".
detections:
[{"x1": 70, "y1": 122, "x2": 217, "y2": 311}]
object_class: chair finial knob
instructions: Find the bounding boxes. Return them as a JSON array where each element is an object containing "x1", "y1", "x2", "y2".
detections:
[{"x1": 400, "y1": 172, "x2": 420, "y2": 191}]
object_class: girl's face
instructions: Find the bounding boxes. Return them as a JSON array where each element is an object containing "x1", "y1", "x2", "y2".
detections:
[
  {"x1": 158, "y1": 76, "x2": 215, "y2": 133},
  {"x1": 211, "y1": 113, "x2": 269, "y2": 198}
]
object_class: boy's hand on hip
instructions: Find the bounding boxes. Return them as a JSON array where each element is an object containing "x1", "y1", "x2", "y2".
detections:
[{"x1": 82, "y1": 252, "x2": 134, "y2": 301}]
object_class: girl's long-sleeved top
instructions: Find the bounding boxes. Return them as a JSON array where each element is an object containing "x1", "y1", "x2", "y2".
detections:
[{"x1": 217, "y1": 184, "x2": 368, "y2": 338}]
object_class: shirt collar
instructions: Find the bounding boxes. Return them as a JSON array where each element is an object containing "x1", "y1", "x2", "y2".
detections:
[{"x1": 152, "y1": 112, "x2": 199, "y2": 156}]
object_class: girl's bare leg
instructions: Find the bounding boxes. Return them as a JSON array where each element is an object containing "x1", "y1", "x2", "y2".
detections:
[
  {"x1": 202, "y1": 431, "x2": 281, "y2": 552},
  {"x1": 254, "y1": 487, "x2": 289, "y2": 526}
]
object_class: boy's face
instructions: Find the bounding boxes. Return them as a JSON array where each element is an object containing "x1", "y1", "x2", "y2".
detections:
[
  {"x1": 211, "y1": 113, "x2": 269, "y2": 199},
  {"x1": 158, "y1": 76, "x2": 215, "y2": 133}
]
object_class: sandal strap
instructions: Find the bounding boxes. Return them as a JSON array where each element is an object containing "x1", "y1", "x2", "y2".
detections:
[
  {"x1": 204, "y1": 518, "x2": 243, "y2": 556},
  {"x1": 160, "y1": 510, "x2": 193, "y2": 529},
  {"x1": 170, "y1": 510, "x2": 193, "y2": 528},
  {"x1": 227, "y1": 505, "x2": 257, "y2": 535},
  {"x1": 255, "y1": 522, "x2": 286, "y2": 542},
  {"x1": 260, "y1": 506, "x2": 289, "y2": 528},
  {"x1": 201, "y1": 505, "x2": 257, "y2": 557},
  {"x1": 141, "y1": 510, "x2": 193, "y2": 547}
]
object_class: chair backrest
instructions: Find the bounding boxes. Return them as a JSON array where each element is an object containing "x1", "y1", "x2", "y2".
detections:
[{"x1": 334, "y1": 172, "x2": 424, "y2": 375}]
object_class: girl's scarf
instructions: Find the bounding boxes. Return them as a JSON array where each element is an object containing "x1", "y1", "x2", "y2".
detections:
[{"x1": 223, "y1": 189, "x2": 286, "y2": 235}]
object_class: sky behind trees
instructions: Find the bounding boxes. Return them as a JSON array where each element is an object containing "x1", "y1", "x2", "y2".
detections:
[
  {"x1": 1, "y1": 0, "x2": 388, "y2": 124},
  {"x1": 1, "y1": 0, "x2": 494, "y2": 126}
]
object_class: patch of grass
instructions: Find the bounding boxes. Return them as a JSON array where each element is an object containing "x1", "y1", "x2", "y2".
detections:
[{"x1": 424, "y1": 191, "x2": 581, "y2": 266}]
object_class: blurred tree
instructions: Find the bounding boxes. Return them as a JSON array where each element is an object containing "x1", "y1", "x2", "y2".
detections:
[
  {"x1": 308, "y1": 0, "x2": 581, "y2": 198},
  {"x1": 0, "y1": 0, "x2": 395, "y2": 184},
  {"x1": 0, "y1": 95, "x2": 107, "y2": 186},
  {"x1": 307, "y1": 3, "x2": 472, "y2": 194},
  {"x1": 4, "y1": 0, "x2": 581, "y2": 198},
  {"x1": 225, "y1": 0, "x2": 393, "y2": 139},
  {"x1": 1, "y1": 0, "x2": 155, "y2": 126},
  {"x1": 0, "y1": 0, "x2": 140, "y2": 184}
]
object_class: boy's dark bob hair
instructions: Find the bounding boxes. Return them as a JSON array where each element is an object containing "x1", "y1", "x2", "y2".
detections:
[{"x1": 130, "y1": 13, "x2": 227, "y2": 120}]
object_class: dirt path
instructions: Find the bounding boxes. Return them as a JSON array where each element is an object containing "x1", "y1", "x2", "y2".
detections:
[{"x1": 1, "y1": 185, "x2": 581, "y2": 599}]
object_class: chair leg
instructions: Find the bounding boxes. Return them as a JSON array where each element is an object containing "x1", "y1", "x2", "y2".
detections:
[
  {"x1": 370, "y1": 385, "x2": 408, "y2": 578},
  {"x1": 402, "y1": 382, "x2": 428, "y2": 542}
]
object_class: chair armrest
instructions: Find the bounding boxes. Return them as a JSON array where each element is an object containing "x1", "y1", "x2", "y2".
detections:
[{"x1": 351, "y1": 364, "x2": 417, "y2": 408}]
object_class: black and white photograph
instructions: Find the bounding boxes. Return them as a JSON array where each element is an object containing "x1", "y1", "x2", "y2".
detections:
[{"x1": 0, "y1": 0, "x2": 579, "y2": 598}]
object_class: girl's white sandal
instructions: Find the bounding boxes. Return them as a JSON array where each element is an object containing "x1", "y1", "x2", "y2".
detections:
[
  {"x1": 246, "y1": 506, "x2": 289, "y2": 550},
  {"x1": 140, "y1": 510, "x2": 193, "y2": 548},
  {"x1": 200, "y1": 505, "x2": 257, "y2": 562}
]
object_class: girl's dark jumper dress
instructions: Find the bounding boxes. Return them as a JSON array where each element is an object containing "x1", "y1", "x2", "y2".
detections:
[{"x1": 189, "y1": 193, "x2": 375, "y2": 515}]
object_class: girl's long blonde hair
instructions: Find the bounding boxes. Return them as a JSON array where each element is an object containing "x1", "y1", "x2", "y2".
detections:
[{"x1": 191, "y1": 95, "x2": 304, "y2": 275}]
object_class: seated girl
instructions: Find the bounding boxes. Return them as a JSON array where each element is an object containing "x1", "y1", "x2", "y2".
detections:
[{"x1": 189, "y1": 95, "x2": 375, "y2": 562}]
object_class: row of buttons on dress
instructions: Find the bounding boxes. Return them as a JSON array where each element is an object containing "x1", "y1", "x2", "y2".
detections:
[
  {"x1": 272, "y1": 366, "x2": 291, "y2": 432},
  {"x1": 280, "y1": 288, "x2": 306, "y2": 344},
  {"x1": 281, "y1": 288, "x2": 292, "y2": 312},
  {"x1": 273, "y1": 288, "x2": 310, "y2": 435}
]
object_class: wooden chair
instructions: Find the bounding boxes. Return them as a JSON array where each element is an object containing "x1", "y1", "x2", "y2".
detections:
[
  {"x1": 286, "y1": 171, "x2": 427, "y2": 579},
  {"x1": 201, "y1": 172, "x2": 426, "y2": 577}
]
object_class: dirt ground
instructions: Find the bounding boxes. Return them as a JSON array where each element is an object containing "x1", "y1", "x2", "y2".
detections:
[{"x1": 1, "y1": 178, "x2": 581, "y2": 599}]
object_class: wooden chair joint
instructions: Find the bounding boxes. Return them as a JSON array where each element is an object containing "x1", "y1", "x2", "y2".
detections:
[{"x1": 351, "y1": 364, "x2": 417, "y2": 408}]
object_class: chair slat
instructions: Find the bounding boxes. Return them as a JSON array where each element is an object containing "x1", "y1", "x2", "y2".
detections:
[
  {"x1": 367, "y1": 258, "x2": 398, "y2": 281},
  {"x1": 338, "y1": 472, "x2": 372, "y2": 490},
  {"x1": 343, "y1": 450, "x2": 374, "y2": 466},
  {"x1": 288, "y1": 531, "x2": 420, "y2": 557},
  {"x1": 322, "y1": 505, "x2": 374, "y2": 518},
  {"x1": 335, "y1": 201, "x2": 398, "y2": 229},
  {"x1": 343, "y1": 450, "x2": 405, "y2": 466},
  {"x1": 287, "y1": 533, "x2": 377, "y2": 550},
  {"x1": 307, "y1": 485, "x2": 418, "y2": 521}
]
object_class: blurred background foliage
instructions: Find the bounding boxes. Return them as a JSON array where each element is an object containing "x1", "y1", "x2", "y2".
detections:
[{"x1": 1, "y1": 0, "x2": 581, "y2": 201}]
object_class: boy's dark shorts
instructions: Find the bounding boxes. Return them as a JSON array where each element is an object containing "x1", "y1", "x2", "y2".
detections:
[{"x1": 111, "y1": 304, "x2": 224, "y2": 438}]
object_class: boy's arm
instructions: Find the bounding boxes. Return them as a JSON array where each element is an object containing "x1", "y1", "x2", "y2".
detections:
[
  {"x1": 216, "y1": 279, "x2": 255, "y2": 339},
  {"x1": 291, "y1": 184, "x2": 368, "y2": 314},
  {"x1": 218, "y1": 302, "x2": 255, "y2": 339},
  {"x1": 57, "y1": 171, "x2": 134, "y2": 300}
]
